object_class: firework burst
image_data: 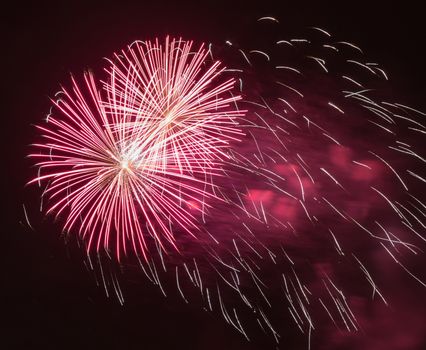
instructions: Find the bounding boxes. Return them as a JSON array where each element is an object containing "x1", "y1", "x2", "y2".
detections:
[
  {"x1": 29, "y1": 37, "x2": 244, "y2": 260},
  {"x1": 27, "y1": 22, "x2": 426, "y2": 349}
]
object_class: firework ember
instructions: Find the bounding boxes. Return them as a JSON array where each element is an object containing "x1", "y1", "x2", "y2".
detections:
[{"x1": 27, "y1": 19, "x2": 425, "y2": 349}]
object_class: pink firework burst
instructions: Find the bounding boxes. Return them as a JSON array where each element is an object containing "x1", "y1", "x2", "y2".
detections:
[
  {"x1": 103, "y1": 37, "x2": 245, "y2": 172},
  {"x1": 29, "y1": 37, "x2": 245, "y2": 260}
]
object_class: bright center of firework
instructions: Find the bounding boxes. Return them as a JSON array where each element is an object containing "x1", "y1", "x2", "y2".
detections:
[
  {"x1": 121, "y1": 159, "x2": 130, "y2": 171},
  {"x1": 162, "y1": 112, "x2": 175, "y2": 126}
]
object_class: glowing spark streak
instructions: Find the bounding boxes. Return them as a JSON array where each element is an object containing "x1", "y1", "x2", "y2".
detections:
[
  {"x1": 369, "y1": 151, "x2": 408, "y2": 191},
  {"x1": 328, "y1": 102, "x2": 345, "y2": 114},
  {"x1": 257, "y1": 16, "x2": 279, "y2": 23}
]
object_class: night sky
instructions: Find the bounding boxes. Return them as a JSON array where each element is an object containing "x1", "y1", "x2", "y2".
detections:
[{"x1": 4, "y1": 1, "x2": 426, "y2": 349}]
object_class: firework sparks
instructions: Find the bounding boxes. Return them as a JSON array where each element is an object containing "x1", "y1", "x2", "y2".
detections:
[
  {"x1": 27, "y1": 21, "x2": 426, "y2": 349},
  {"x1": 29, "y1": 37, "x2": 244, "y2": 260}
]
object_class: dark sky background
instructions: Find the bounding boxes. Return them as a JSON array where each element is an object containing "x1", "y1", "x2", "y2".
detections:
[{"x1": 3, "y1": 1, "x2": 426, "y2": 349}]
